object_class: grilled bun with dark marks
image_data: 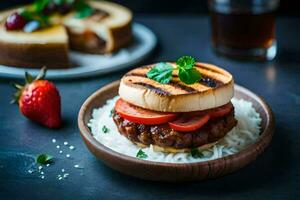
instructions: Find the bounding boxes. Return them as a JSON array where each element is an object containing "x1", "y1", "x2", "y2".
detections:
[{"x1": 119, "y1": 62, "x2": 234, "y2": 112}]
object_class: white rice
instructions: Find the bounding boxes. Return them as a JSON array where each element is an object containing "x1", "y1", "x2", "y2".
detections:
[{"x1": 88, "y1": 96, "x2": 261, "y2": 163}]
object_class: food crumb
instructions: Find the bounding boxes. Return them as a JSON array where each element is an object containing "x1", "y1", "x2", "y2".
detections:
[
  {"x1": 64, "y1": 142, "x2": 68, "y2": 146},
  {"x1": 69, "y1": 146, "x2": 75, "y2": 150},
  {"x1": 52, "y1": 139, "x2": 56, "y2": 143},
  {"x1": 56, "y1": 145, "x2": 60, "y2": 149},
  {"x1": 59, "y1": 150, "x2": 63, "y2": 154},
  {"x1": 66, "y1": 154, "x2": 70, "y2": 158}
]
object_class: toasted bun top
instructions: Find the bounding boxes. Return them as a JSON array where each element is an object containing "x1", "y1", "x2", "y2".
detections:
[{"x1": 119, "y1": 62, "x2": 234, "y2": 112}]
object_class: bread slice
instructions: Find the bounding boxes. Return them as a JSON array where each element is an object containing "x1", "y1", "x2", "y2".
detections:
[
  {"x1": 119, "y1": 62, "x2": 234, "y2": 112},
  {"x1": 0, "y1": 23, "x2": 69, "y2": 68},
  {"x1": 0, "y1": 1, "x2": 132, "y2": 68},
  {"x1": 63, "y1": 1, "x2": 132, "y2": 54}
]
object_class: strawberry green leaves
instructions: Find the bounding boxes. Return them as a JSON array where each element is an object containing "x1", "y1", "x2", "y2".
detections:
[{"x1": 146, "y1": 56, "x2": 201, "y2": 85}]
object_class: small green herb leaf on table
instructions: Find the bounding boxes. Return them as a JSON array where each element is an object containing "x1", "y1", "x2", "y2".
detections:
[{"x1": 36, "y1": 154, "x2": 54, "y2": 165}]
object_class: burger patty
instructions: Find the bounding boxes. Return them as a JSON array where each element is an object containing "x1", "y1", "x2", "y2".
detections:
[{"x1": 112, "y1": 110, "x2": 237, "y2": 149}]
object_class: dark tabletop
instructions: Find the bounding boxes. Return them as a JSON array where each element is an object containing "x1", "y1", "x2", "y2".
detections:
[{"x1": 0, "y1": 15, "x2": 299, "y2": 200}]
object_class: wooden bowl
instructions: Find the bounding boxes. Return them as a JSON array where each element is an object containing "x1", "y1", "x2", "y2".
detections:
[{"x1": 78, "y1": 81, "x2": 275, "y2": 182}]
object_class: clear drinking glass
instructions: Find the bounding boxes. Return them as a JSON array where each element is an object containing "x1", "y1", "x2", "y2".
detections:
[{"x1": 209, "y1": 0, "x2": 280, "y2": 61}]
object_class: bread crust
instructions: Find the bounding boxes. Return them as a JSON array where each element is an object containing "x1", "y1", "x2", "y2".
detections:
[
  {"x1": 90, "y1": 1, "x2": 132, "y2": 53},
  {"x1": 119, "y1": 62, "x2": 234, "y2": 112},
  {"x1": 0, "y1": 1, "x2": 132, "y2": 68},
  {"x1": 0, "y1": 40, "x2": 69, "y2": 68},
  {"x1": 64, "y1": 1, "x2": 132, "y2": 53}
]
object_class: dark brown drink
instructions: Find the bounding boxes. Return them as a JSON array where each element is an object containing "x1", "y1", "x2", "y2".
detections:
[
  {"x1": 209, "y1": 0, "x2": 279, "y2": 60},
  {"x1": 211, "y1": 11, "x2": 275, "y2": 50}
]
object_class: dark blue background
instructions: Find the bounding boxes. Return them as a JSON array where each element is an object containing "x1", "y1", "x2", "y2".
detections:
[
  {"x1": 0, "y1": 8, "x2": 300, "y2": 200},
  {"x1": 0, "y1": 0, "x2": 299, "y2": 15}
]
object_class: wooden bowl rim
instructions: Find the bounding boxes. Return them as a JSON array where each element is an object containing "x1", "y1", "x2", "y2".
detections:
[{"x1": 78, "y1": 80, "x2": 275, "y2": 167}]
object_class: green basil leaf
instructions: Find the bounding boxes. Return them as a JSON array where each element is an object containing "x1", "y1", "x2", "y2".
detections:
[
  {"x1": 32, "y1": 0, "x2": 50, "y2": 12},
  {"x1": 178, "y1": 68, "x2": 201, "y2": 85},
  {"x1": 176, "y1": 56, "x2": 195, "y2": 70},
  {"x1": 36, "y1": 154, "x2": 54, "y2": 165},
  {"x1": 136, "y1": 149, "x2": 148, "y2": 159},
  {"x1": 20, "y1": 9, "x2": 49, "y2": 26},
  {"x1": 74, "y1": 1, "x2": 94, "y2": 19},
  {"x1": 146, "y1": 62, "x2": 174, "y2": 84},
  {"x1": 20, "y1": 10, "x2": 33, "y2": 21}
]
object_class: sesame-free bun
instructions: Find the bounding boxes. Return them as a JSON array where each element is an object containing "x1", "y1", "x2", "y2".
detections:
[{"x1": 119, "y1": 62, "x2": 234, "y2": 112}]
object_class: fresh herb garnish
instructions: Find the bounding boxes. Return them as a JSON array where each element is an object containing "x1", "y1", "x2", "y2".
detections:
[
  {"x1": 178, "y1": 67, "x2": 201, "y2": 85},
  {"x1": 102, "y1": 125, "x2": 109, "y2": 133},
  {"x1": 19, "y1": 0, "x2": 51, "y2": 28},
  {"x1": 146, "y1": 56, "x2": 201, "y2": 85},
  {"x1": 136, "y1": 149, "x2": 148, "y2": 159},
  {"x1": 146, "y1": 62, "x2": 174, "y2": 84},
  {"x1": 74, "y1": 0, "x2": 94, "y2": 19},
  {"x1": 109, "y1": 109, "x2": 115, "y2": 117},
  {"x1": 190, "y1": 148, "x2": 204, "y2": 158},
  {"x1": 32, "y1": 0, "x2": 50, "y2": 12},
  {"x1": 176, "y1": 56, "x2": 195, "y2": 70},
  {"x1": 36, "y1": 154, "x2": 54, "y2": 164},
  {"x1": 19, "y1": 0, "x2": 94, "y2": 30}
]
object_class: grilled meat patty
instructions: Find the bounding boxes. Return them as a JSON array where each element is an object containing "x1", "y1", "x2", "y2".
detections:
[{"x1": 113, "y1": 110, "x2": 237, "y2": 149}]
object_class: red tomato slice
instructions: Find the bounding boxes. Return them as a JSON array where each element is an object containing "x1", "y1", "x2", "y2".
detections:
[
  {"x1": 183, "y1": 103, "x2": 233, "y2": 118},
  {"x1": 115, "y1": 99, "x2": 178, "y2": 125},
  {"x1": 208, "y1": 103, "x2": 233, "y2": 118},
  {"x1": 168, "y1": 115, "x2": 210, "y2": 132}
]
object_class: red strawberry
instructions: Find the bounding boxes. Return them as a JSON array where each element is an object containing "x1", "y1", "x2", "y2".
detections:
[{"x1": 12, "y1": 67, "x2": 62, "y2": 128}]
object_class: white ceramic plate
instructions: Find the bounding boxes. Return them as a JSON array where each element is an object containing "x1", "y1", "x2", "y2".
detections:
[{"x1": 0, "y1": 23, "x2": 156, "y2": 80}]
